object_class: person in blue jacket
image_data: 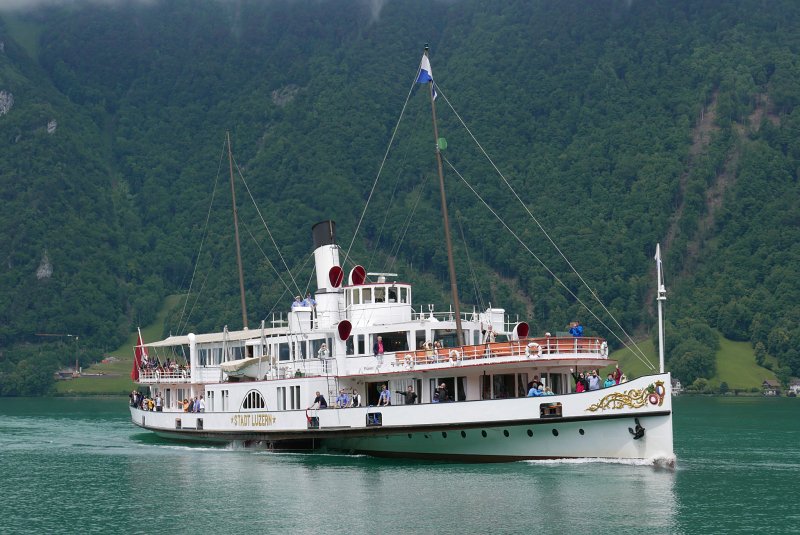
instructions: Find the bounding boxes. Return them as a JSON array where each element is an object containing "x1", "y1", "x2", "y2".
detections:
[
  {"x1": 527, "y1": 382, "x2": 543, "y2": 397},
  {"x1": 569, "y1": 321, "x2": 584, "y2": 337}
]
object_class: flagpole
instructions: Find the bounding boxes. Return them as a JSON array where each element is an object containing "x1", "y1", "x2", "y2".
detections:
[
  {"x1": 655, "y1": 244, "x2": 666, "y2": 374},
  {"x1": 227, "y1": 131, "x2": 249, "y2": 330},
  {"x1": 424, "y1": 46, "x2": 464, "y2": 346}
]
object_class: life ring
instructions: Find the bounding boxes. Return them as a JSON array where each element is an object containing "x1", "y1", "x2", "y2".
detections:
[
  {"x1": 525, "y1": 342, "x2": 542, "y2": 358},
  {"x1": 600, "y1": 341, "x2": 608, "y2": 357}
]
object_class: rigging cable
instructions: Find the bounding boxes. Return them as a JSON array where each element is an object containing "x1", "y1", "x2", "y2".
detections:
[
  {"x1": 233, "y1": 156, "x2": 303, "y2": 296},
  {"x1": 343, "y1": 64, "x2": 423, "y2": 269},
  {"x1": 369, "y1": 112, "x2": 425, "y2": 271},
  {"x1": 176, "y1": 141, "x2": 226, "y2": 335},
  {"x1": 436, "y1": 84, "x2": 653, "y2": 368},
  {"x1": 443, "y1": 155, "x2": 656, "y2": 371},
  {"x1": 386, "y1": 174, "x2": 430, "y2": 273},
  {"x1": 455, "y1": 210, "x2": 486, "y2": 313}
]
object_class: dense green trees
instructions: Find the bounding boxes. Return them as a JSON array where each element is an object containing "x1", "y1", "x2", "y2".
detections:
[{"x1": 2, "y1": 0, "x2": 800, "y2": 393}]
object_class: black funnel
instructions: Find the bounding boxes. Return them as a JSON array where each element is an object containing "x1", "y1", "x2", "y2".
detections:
[{"x1": 311, "y1": 220, "x2": 336, "y2": 249}]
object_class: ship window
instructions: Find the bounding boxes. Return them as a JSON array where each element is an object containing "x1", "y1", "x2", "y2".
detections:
[
  {"x1": 229, "y1": 345, "x2": 245, "y2": 362},
  {"x1": 456, "y1": 377, "x2": 467, "y2": 401},
  {"x1": 296, "y1": 341, "x2": 306, "y2": 360},
  {"x1": 415, "y1": 330, "x2": 426, "y2": 350},
  {"x1": 516, "y1": 373, "x2": 529, "y2": 397},
  {"x1": 290, "y1": 386, "x2": 300, "y2": 409},
  {"x1": 363, "y1": 288, "x2": 372, "y2": 303},
  {"x1": 400, "y1": 287, "x2": 409, "y2": 304},
  {"x1": 375, "y1": 331, "x2": 408, "y2": 353},
  {"x1": 277, "y1": 387, "x2": 286, "y2": 410},
  {"x1": 388, "y1": 287, "x2": 397, "y2": 303},
  {"x1": 492, "y1": 374, "x2": 516, "y2": 399},
  {"x1": 311, "y1": 338, "x2": 331, "y2": 359},
  {"x1": 242, "y1": 390, "x2": 266, "y2": 410},
  {"x1": 357, "y1": 335, "x2": 365, "y2": 355},
  {"x1": 352, "y1": 289, "x2": 360, "y2": 305},
  {"x1": 279, "y1": 343, "x2": 290, "y2": 361},
  {"x1": 433, "y1": 329, "x2": 457, "y2": 348},
  {"x1": 375, "y1": 287, "x2": 385, "y2": 303}
]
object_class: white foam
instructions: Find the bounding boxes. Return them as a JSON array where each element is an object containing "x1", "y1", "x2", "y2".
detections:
[{"x1": 523, "y1": 455, "x2": 677, "y2": 469}]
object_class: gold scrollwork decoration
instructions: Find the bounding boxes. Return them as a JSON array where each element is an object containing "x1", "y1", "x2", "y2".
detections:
[{"x1": 585, "y1": 381, "x2": 665, "y2": 412}]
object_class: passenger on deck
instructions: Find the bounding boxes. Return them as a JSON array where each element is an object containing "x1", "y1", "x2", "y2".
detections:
[
  {"x1": 373, "y1": 336, "x2": 385, "y2": 365},
  {"x1": 198, "y1": 395, "x2": 205, "y2": 412},
  {"x1": 317, "y1": 342, "x2": 329, "y2": 359},
  {"x1": 527, "y1": 382, "x2": 543, "y2": 397},
  {"x1": 436, "y1": 382, "x2": 449, "y2": 403},
  {"x1": 613, "y1": 364, "x2": 623, "y2": 384},
  {"x1": 570, "y1": 369, "x2": 588, "y2": 393},
  {"x1": 619, "y1": 374, "x2": 628, "y2": 383},
  {"x1": 336, "y1": 389, "x2": 350, "y2": 408},
  {"x1": 351, "y1": 389, "x2": 362, "y2": 407},
  {"x1": 303, "y1": 292, "x2": 316, "y2": 307},
  {"x1": 395, "y1": 385, "x2": 418, "y2": 405},
  {"x1": 569, "y1": 322, "x2": 584, "y2": 337},
  {"x1": 603, "y1": 374, "x2": 616, "y2": 388},
  {"x1": 378, "y1": 384, "x2": 391, "y2": 406},
  {"x1": 291, "y1": 295, "x2": 304, "y2": 308},
  {"x1": 309, "y1": 391, "x2": 327, "y2": 409},
  {"x1": 182, "y1": 398, "x2": 189, "y2": 412},
  {"x1": 587, "y1": 370, "x2": 600, "y2": 391},
  {"x1": 484, "y1": 325, "x2": 497, "y2": 343}
]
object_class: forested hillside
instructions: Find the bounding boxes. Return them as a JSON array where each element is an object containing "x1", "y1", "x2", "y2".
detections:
[{"x1": 1, "y1": 0, "x2": 799, "y2": 395}]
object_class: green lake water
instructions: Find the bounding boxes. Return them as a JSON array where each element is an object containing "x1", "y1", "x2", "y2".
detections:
[{"x1": 0, "y1": 396, "x2": 797, "y2": 534}]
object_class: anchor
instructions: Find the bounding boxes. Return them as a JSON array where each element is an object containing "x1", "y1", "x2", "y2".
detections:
[{"x1": 628, "y1": 417, "x2": 645, "y2": 440}]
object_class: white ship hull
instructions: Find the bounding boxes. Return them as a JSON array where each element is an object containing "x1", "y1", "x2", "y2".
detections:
[{"x1": 130, "y1": 373, "x2": 673, "y2": 462}]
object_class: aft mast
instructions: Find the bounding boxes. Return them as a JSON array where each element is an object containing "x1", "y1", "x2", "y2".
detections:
[
  {"x1": 655, "y1": 243, "x2": 666, "y2": 373},
  {"x1": 422, "y1": 45, "x2": 464, "y2": 346},
  {"x1": 227, "y1": 131, "x2": 249, "y2": 329}
]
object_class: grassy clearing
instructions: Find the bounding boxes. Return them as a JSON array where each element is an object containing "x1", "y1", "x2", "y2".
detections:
[
  {"x1": 711, "y1": 337, "x2": 777, "y2": 390},
  {"x1": 1, "y1": 13, "x2": 43, "y2": 59},
  {"x1": 55, "y1": 295, "x2": 181, "y2": 395},
  {"x1": 602, "y1": 334, "x2": 778, "y2": 390}
]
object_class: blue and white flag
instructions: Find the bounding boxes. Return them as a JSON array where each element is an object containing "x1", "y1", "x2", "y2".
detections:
[
  {"x1": 417, "y1": 54, "x2": 437, "y2": 99},
  {"x1": 417, "y1": 54, "x2": 433, "y2": 83}
]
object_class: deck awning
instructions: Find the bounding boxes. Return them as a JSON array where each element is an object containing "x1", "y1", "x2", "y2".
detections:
[{"x1": 143, "y1": 327, "x2": 285, "y2": 348}]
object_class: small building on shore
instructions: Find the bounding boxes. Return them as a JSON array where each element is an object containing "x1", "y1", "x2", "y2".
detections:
[{"x1": 762, "y1": 380, "x2": 780, "y2": 396}]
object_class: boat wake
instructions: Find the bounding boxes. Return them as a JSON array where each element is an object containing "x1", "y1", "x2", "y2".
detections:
[{"x1": 523, "y1": 455, "x2": 677, "y2": 469}]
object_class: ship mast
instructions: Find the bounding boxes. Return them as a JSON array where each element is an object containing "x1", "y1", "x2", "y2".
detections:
[
  {"x1": 655, "y1": 243, "x2": 666, "y2": 373},
  {"x1": 227, "y1": 131, "x2": 248, "y2": 329},
  {"x1": 424, "y1": 46, "x2": 464, "y2": 346}
]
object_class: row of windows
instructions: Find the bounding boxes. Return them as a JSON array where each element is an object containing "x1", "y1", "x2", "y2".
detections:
[{"x1": 346, "y1": 285, "x2": 410, "y2": 306}]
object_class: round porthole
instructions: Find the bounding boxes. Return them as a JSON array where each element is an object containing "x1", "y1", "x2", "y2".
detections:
[
  {"x1": 461, "y1": 431, "x2": 467, "y2": 438},
  {"x1": 503, "y1": 430, "x2": 510, "y2": 437},
  {"x1": 552, "y1": 429, "x2": 559, "y2": 437},
  {"x1": 442, "y1": 432, "x2": 448, "y2": 438},
  {"x1": 481, "y1": 430, "x2": 487, "y2": 438},
  {"x1": 579, "y1": 429, "x2": 585, "y2": 435},
  {"x1": 527, "y1": 429, "x2": 533, "y2": 437}
]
